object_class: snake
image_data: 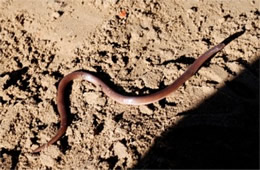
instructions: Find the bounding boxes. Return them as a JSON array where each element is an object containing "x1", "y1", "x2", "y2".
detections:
[{"x1": 32, "y1": 42, "x2": 226, "y2": 153}]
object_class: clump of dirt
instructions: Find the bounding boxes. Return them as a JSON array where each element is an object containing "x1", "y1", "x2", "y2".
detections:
[{"x1": 0, "y1": 0, "x2": 259, "y2": 169}]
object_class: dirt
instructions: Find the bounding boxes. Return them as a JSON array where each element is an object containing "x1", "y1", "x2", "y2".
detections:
[{"x1": 0, "y1": 0, "x2": 259, "y2": 169}]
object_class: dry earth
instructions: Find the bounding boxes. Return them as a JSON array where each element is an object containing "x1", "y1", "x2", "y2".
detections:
[{"x1": 0, "y1": 0, "x2": 259, "y2": 169}]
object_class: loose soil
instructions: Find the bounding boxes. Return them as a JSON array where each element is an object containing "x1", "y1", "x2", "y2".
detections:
[{"x1": 0, "y1": 0, "x2": 259, "y2": 169}]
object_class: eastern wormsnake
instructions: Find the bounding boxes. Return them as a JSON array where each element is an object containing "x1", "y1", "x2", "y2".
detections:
[{"x1": 32, "y1": 42, "x2": 226, "y2": 153}]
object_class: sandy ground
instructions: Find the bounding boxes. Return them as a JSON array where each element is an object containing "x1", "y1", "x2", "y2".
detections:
[{"x1": 0, "y1": 0, "x2": 259, "y2": 169}]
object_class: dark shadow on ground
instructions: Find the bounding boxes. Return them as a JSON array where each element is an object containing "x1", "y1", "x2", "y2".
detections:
[{"x1": 134, "y1": 58, "x2": 259, "y2": 169}]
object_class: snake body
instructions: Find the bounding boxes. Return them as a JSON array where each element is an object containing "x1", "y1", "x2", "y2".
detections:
[{"x1": 32, "y1": 42, "x2": 226, "y2": 153}]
